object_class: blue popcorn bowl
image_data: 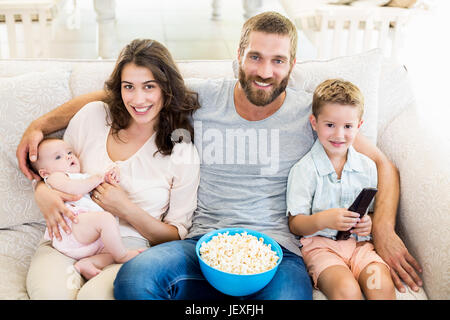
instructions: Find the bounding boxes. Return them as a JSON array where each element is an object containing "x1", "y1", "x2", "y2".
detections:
[{"x1": 195, "y1": 228, "x2": 283, "y2": 297}]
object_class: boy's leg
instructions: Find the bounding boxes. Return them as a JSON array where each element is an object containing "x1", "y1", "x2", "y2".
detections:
[
  {"x1": 247, "y1": 248, "x2": 313, "y2": 300},
  {"x1": 318, "y1": 265, "x2": 363, "y2": 300},
  {"x1": 300, "y1": 236, "x2": 362, "y2": 300},
  {"x1": 358, "y1": 262, "x2": 396, "y2": 300},
  {"x1": 352, "y1": 241, "x2": 396, "y2": 300},
  {"x1": 72, "y1": 211, "x2": 141, "y2": 263},
  {"x1": 114, "y1": 238, "x2": 229, "y2": 300}
]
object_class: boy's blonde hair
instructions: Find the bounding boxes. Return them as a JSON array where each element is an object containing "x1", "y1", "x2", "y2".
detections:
[
  {"x1": 312, "y1": 79, "x2": 364, "y2": 119},
  {"x1": 238, "y1": 11, "x2": 298, "y2": 65}
]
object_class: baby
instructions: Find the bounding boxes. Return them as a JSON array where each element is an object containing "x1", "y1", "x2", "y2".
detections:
[{"x1": 31, "y1": 137, "x2": 143, "y2": 280}]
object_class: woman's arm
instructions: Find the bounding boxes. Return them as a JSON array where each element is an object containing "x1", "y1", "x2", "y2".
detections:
[
  {"x1": 34, "y1": 181, "x2": 82, "y2": 240},
  {"x1": 16, "y1": 90, "x2": 107, "y2": 180},
  {"x1": 353, "y1": 133, "x2": 423, "y2": 292},
  {"x1": 91, "y1": 143, "x2": 200, "y2": 245},
  {"x1": 91, "y1": 182, "x2": 180, "y2": 245},
  {"x1": 118, "y1": 201, "x2": 181, "y2": 245}
]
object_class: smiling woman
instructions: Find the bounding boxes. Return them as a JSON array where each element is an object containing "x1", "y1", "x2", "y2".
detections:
[
  {"x1": 121, "y1": 65, "x2": 163, "y2": 121},
  {"x1": 25, "y1": 38, "x2": 201, "y2": 299},
  {"x1": 106, "y1": 63, "x2": 165, "y2": 162},
  {"x1": 104, "y1": 39, "x2": 200, "y2": 156}
]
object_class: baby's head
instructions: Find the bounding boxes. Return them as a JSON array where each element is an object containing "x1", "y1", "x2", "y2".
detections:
[
  {"x1": 310, "y1": 79, "x2": 364, "y2": 156},
  {"x1": 30, "y1": 138, "x2": 81, "y2": 179}
]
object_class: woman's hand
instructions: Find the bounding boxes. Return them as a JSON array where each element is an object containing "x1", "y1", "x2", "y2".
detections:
[
  {"x1": 35, "y1": 182, "x2": 82, "y2": 240},
  {"x1": 317, "y1": 208, "x2": 360, "y2": 231},
  {"x1": 91, "y1": 182, "x2": 133, "y2": 218},
  {"x1": 351, "y1": 214, "x2": 372, "y2": 237}
]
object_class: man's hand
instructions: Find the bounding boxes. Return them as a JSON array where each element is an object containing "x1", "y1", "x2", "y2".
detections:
[
  {"x1": 373, "y1": 230, "x2": 423, "y2": 293},
  {"x1": 35, "y1": 182, "x2": 82, "y2": 241},
  {"x1": 16, "y1": 124, "x2": 44, "y2": 180}
]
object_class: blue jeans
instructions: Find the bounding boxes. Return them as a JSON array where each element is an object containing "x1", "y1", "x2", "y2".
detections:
[{"x1": 113, "y1": 236, "x2": 313, "y2": 300}]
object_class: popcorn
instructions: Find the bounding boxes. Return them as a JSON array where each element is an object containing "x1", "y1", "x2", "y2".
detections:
[{"x1": 199, "y1": 231, "x2": 279, "y2": 275}]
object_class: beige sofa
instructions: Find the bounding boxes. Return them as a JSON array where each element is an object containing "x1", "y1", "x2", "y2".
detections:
[{"x1": 0, "y1": 50, "x2": 448, "y2": 300}]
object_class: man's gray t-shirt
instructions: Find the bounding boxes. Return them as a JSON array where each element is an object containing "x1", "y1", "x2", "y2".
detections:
[{"x1": 185, "y1": 78, "x2": 314, "y2": 256}]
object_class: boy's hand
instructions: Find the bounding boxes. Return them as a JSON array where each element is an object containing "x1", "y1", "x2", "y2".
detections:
[
  {"x1": 351, "y1": 214, "x2": 372, "y2": 237},
  {"x1": 318, "y1": 208, "x2": 360, "y2": 231}
]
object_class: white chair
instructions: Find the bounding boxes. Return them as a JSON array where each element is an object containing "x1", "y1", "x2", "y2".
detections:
[
  {"x1": 0, "y1": 0, "x2": 57, "y2": 58},
  {"x1": 280, "y1": 0, "x2": 412, "y2": 61}
]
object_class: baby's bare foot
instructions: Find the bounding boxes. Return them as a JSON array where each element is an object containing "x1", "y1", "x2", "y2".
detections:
[
  {"x1": 115, "y1": 248, "x2": 145, "y2": 264},
  {"x1": 74, "y1": 259, "x2": 102, "y2": 280}
]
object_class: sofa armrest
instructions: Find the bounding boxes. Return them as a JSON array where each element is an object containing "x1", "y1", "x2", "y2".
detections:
[{"x1": 377, "y1": 104, "x2": 450, "y2": 300}]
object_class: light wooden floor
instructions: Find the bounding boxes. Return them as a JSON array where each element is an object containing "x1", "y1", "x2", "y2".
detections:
[{"x1": 0, "y1": 0, "x2": 309, "y2": 60}]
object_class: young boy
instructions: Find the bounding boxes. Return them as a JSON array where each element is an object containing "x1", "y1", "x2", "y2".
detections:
[
  {"x1": 31, "y1": 138, "x2": 143, "y2": 280},
  {"x1": 286, "y1": 79, "x2": 396, "y2": 300}
]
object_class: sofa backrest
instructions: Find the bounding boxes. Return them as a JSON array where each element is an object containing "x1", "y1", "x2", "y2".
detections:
[
  {"x1": 1, "y1": 49, "x2": 408, "y2": 145},
  {"x1": 0, "y1": 50, "x2": 416, "y2": 229}
]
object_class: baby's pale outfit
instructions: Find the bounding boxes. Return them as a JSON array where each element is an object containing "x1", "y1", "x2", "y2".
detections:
[{"x1": 43, "y1": 172, "x2": 105, "y2": 260}]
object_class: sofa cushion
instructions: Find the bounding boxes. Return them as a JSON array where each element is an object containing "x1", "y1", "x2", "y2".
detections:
[
  {"x1": 313, "y1": 285, "x2": 427, "y2": 300},
  {"x1": 69, "y1": 59, "x2": 236, "y2": 97},
  {"x1": 0, "y1": 60, "x2": 73, "y2": 78},
  {"x1": 0, "y1": 223, "x2": 45, "y2": 299},
  {"x1": 70, "y1": 61, "x2": 115, "y2": 97},
  {"x1": 292, "y1": 49, "x2": 382, "y2": 144},
  {"x1": 233, "y1": 49, "x2": 382, "y2": 144},
  {"x1": 377, "y1": 59, "x2": 414, "y2": 139},
  {"x1": 0, "y1": 69, "x2": 72, "y2": 228},
  {"x1": 378, "y1": 104, "x2": 449, "y2": 300}
]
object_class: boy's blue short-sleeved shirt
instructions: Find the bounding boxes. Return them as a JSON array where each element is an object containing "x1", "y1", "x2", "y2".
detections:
[{"x1": 286, "y1": 139, "x2": 378, "y2": 241}]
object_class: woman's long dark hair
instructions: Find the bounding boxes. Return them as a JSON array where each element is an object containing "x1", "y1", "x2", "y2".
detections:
[{"x1": 104, "y1": 39, "x2": 200, "y2": 156}]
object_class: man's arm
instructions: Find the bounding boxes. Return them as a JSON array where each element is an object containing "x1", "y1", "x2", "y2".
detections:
[
  {"x1": 16, "y1": 90, "x2": 107, "y2": 180},
  {"x1": 353, "y1": 133, "x2": 423, "y2": 293}
]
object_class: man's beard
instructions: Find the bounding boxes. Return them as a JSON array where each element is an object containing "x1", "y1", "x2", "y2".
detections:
[{"x1": 238, "y1": 66, "x2": 290, "y2": 107}]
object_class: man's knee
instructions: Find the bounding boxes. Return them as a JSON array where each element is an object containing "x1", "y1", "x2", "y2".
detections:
[{"x1": 114, "y1": 241, "x2": 191, "y2": 299}]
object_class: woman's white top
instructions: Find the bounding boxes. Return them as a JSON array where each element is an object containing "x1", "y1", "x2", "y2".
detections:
[{"x1": 63, "y1": 101, "x2": 200, "y2": 240}]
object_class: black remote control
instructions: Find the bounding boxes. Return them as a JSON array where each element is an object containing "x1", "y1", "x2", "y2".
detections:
[{"x1": 336, "y1": 188, "x2": 378, "y2": 241}]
